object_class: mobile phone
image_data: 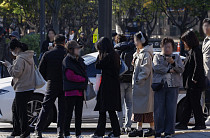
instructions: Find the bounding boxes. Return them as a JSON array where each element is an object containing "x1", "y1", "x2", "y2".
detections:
[{"x1": 49, "y1": 43, "x2": 53, "y2": 47}]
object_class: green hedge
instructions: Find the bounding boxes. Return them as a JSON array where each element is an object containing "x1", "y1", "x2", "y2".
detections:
[{"x1": 20, "y1": 34, "x2": 40, "y2": 57}]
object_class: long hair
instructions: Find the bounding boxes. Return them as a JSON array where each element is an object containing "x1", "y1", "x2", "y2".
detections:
[
  {"x1": 134, "y1": 32, "x2": 148, "y2": 46},
  {"x1": 181, "y1": 30, "x2": 199, "y2": 49},
  {"x1": 95, "y1": 37, "x2": 114, "y2": 54},
  {"x1": 46, "y1": 28, "x2": 56, "y2": 41}
]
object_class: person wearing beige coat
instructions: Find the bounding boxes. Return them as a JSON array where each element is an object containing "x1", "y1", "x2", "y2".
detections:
[{"x1": 128, "y1": 32, "x2": 154, "y2": 137}]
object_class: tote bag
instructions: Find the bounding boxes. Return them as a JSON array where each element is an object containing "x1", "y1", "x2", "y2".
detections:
[
  {"x1": 85, "y1": 80, "x2": 96, "y2": 101},
  {"x1": 34, "y1": 66, "x2": 46, "y2": 89}
]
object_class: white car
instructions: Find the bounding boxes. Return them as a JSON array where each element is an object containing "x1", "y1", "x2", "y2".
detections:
[{"x1": 0, "y1": 52, "x2": 207, "y2": 128}]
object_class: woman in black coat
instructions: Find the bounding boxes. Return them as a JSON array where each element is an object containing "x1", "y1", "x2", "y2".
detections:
[
  {"x1": 92, "y1": 37, "x2": 121, "y2": 138},
  {"x1": 175, "y1": 30, "x2": 206, "y2": 130}
]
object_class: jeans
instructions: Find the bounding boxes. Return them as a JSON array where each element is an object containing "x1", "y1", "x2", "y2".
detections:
[
  {"x1": 117, "y1": 83, "x2": 132, "y2": 128},
  {"x1": 35, "y1": 90, "x2": 65, "y2": 136},
  {"x1": 12, "y1": 91, "x2": 33, "y2": 135},
  {"x1": 95, "y1": 111, "x2": 120, "y2": 137},
  {"x1": 154, "y1": 84, "x2": 178, "y2": 134},
  {"x1": 64, "y1": 96, "x2": 83, "y2": 136}
]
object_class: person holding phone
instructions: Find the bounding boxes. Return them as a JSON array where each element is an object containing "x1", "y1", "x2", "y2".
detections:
[{"x1": 153, "y1": 38, "x2": 184, "y2": 138}]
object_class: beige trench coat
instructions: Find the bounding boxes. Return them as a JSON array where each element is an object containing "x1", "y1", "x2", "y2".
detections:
[{"x1": 132, "y1": 45, "x2": 154, "y2": 114}]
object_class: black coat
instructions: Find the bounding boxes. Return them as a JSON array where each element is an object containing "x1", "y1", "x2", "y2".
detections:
[
  {"x1": 94, "y1": 51, "x2": 122, "y2": 112},
  {"x1": 183, "y1": 46, "x2": 205, "y2": 90},
  {"x1": 41, "y1": 40, "x2": 54, "y2": 53},
  {"x1": 62, "y1": 54, "x2": 88, "y2": 91},
  {"x1": 39, "y1": 45, "x2": 67, "y2": 91}
]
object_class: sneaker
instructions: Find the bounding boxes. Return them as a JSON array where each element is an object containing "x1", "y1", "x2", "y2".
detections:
[
  {"x1": 165, "y1": 133, "x2": 172, "y2": 138},
  {"x1": 192, "y1": 125, "x2": 206, "y2": 130},
  {"x1": 7, "y1": 131, "x2": 21, "y2": 138},
  {"x1": 144, "y1": 128, "x2": 155, "y2": 137},
  {"x1": 128, "y1": 129, "x2": 143, "y2": 137},
  {"x1": 125, "y1": 127, "x2": 132, "y2": 133},
  {"x1": 175, "y1": 123, "x2": 188, "y2": 130},
  {"x1": 32, "y1": 130, "x2": 42, "y2": 138},
  {"x1": 120, "y1": 128, "x2": 126, "y2": 135},
  {"x1": 76, "y1": 135, "x2": 84, "y2": 138},
  {"x1": 90, "y1": 134, "x2": 103, "y2": 138}
]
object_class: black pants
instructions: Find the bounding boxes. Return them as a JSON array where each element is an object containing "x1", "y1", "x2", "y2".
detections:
[
  {"x1": 180, "y1": 89, "x2": 205, "y2": 126},
  {"x1": 95, "y1": 111, "x2": 120, "y2": 137},
  {"x1": 12, "y1": 91, "x2": 33, "y2": 135},
  {"x1": 35, "y1": 90, "x2": 65, "y2": 135},
  {"x1": 64, "y1": 96, "x2": 83, "y2": 136}
]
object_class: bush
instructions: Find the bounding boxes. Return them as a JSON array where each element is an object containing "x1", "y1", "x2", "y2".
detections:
[{"x1": 20, "y1": 34, "x2": 40, "y2": 57}]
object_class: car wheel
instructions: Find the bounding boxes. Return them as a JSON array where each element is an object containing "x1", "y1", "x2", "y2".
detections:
[
  {"x1": 176, "y1": 97, "x2": 186, "y2": 122},
  {"x1": 27, "y1": 94, "x2": 54, "y2": 129}
]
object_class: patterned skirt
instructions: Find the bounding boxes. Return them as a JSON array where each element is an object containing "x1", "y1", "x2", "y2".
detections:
[{"x1": 132, "y1": 112, "x2": 154, "y2": 123}]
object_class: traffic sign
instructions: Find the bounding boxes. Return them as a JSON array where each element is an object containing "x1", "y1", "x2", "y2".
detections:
[{"x1": 93, "y1": 34, "x2": 98, "y2": 43}]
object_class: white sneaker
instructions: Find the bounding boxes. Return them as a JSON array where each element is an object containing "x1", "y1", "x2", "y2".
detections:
[{"x1": 125, "y1": 127, "x2": 132, "y2": 133}]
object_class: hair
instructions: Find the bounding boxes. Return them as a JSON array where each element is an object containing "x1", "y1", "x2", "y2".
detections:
[
  {"x1": 65, "y1": 41, "x2": 75, "y2": 55},
  {"x1": 95, "y1": 37, "x2": 114, "y2": 53},
  {"x1": 160, "y1": 37, "x2": 175, "y2": 49},
  {"x1": 181, "y1": 30, "x2": 199, "y2": 49},
  {"x1": 54, "y1": 34, "x2": 65, "y2": 45},
  {"x1": 46, "y1": 28, "x2": 56, "y2": 41},
  {"x1": 10, "y1": 39, "x2": 28, "y2": 52},
  {"x1": 116, "y1": 34, "x2": 127, "y2": 43},
  {"x1": 134, "y1": 32, "x2": 148, "y2": 46},
  {"x1": 203, "y1": 18, "x2": 210, "y2": 25}
]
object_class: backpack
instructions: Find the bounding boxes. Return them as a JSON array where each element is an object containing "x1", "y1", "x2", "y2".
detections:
[{"x1": 121, "y1": 47, "x2": 136, "y2": 74}]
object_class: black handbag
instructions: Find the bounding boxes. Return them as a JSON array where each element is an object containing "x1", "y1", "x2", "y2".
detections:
[{"x1": 151, "y1": 80, "x2": 164, "y2": 91}]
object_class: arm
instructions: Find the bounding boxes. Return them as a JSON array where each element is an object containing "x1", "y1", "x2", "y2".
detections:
[
  {"x1": 7, "y1": 58, "x2": 24, "y2": 78},
  {"x1": 192, "y1": 48, "x2": 204, "y2": 82},
  {"x1": 136, "y1": 53, "x2": 152, "y2": 82},
  {"x1": 172, "y1": 55, "x2": 184, "y2": 73},
  {"x1": 153, "y1": 54, "x2": 169, "y2": 74},
  {"x1": 65, "y1": 69, "x2": 85, "y2": 82},
  {"x1": 38, "y1": 53, "x2": 47, "y2": 80}
]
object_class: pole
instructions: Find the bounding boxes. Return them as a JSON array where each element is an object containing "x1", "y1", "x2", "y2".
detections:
[
  {"x1": 98, "y1": 0, "x2": 112, "y2": 40},
  {"x1": 40, "y1": 0, "x2": 45, "y2": 51}
]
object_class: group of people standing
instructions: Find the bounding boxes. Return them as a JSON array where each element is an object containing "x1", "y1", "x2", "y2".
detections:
[{"x1": 1, "y1": 18, "x2": 210, "y2": 138}]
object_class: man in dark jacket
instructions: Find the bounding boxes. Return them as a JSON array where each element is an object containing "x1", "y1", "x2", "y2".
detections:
[
  {"x1": 114, "y1": 34, "x2": 135, "y2": 133},
  {"x1": 33, "y1": 35, "x2": 67, "y2": 138}
]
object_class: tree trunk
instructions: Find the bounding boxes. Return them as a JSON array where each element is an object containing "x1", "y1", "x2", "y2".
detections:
[{"x1": 52, "y1": 11, "x2": 59, "y2": 34}]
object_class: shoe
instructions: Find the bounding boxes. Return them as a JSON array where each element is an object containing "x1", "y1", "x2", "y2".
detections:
[
  {"x1": 128, "y1": 129, "x2": 143, "y2": 137},
  {"x1": 76, "y1": 135, "x2": 84, "y2": 138},
  {"x1": 165, "y1": 133, "x2": 172, "y2": 138},
  {"x1": 120, "y1": 128, "x2": 126, "y2": 135},
  {"x1": 7, "y1": 131, "x2": 21, "y2": 138},
  {"x1": 155, "y1": 133, "x2": 161, "y2": 138},
  {"x1": 125, "y1": 127, "x2": 132, "y2": 133},
  {"x1": 107, "y1": 132, "x2": 120, "y2": 137},
  {"x1": 175, "y1": 123, "x2": 188, "y2": 130},
  {"x1": 90, "y1": 134, "x2": 103, "y2": 138},
  {"x1": 64, "y1": 136, "x2": 72, "y2": 138},
  {"x1": 144, "y1": 128, "x2": 155, "y2": 137},
  {"x1": 32, "y1": 130, "x2": 42, "y2": 138},
  {"x1": 192, "y1": 125, "x2": 206, "y2": 130},
  {"x1": 20, "y1": 129, "x2": 31, "y2": 138}
]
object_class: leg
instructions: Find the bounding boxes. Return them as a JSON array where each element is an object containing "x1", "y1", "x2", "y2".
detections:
[
  {"x1": 117, "y1": 83, "x2": 125, "y2": 128},
  {"x1": 15, "y1": 91, "x2": 33, "y2": 134},
  {"x1": 95, "y1": 111, "x2": 106, "y2": 136},
  {"x1": 108, "y1": 111, "x2": 121, "y2": 137},
  {"x1": 35, "y1": 91, "x2": 57, "y2": 132},
  {"x1": 12, "y1": 97, "x2": 21, "y2": 135},
  {"x1": 57, "y1": 92, "x2": 66, "y2": 136},
  {"x1": 74, "y1": 97, "x2": 84, "y2": 136},
  {"x1": 165, "y1": 87, "x2": 178, "y2": 134},
  {"x1": 124, "y1": 83, "x2": 133, "y2": 128},
  {"x1": 190, "y1": 89, "x2": 205, "y2": 126},
  {"x1": 154, "y1": 87, "x2": 166, "y2": 134},
  {"x1": 64, "y1": 97, "x2": 76, "y2": 136}
]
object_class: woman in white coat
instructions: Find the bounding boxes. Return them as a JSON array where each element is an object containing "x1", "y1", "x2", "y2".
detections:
[{"x1": 128, "y1": 32, "x2": 154, "y2": 137}]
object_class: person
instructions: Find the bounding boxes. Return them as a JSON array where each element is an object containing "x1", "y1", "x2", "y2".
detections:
[
  {"x1": 33, "y1": 35, "x2": 67, "y2": 138},
  {"x1": 114, "y1": 34, "x2": 135, "y2": 134},
  {"x1": 202, "y1": 18, "x2": 210, "y2": 122},
  {"x1": 0, "y1": 26, "x2": 7, "y2": 77},
  {"x1": 63, "y1": 40, "x2": 88, "y2": 138},
  {"x1": 175, "y1": 30, "x2": 206, "y2": 130},
  {"x1": 77, "y1": 33, "x2": 87, "y2": 47},
  {"x1": 40, "y1": 29, "x2": 56, "y2": 56},
  {"x1": 153, "y1": 38, "x2": 184, "y2": 138},
  {"x1": 91, "y1": 37, "x2": 121, "y2": 138},
  {"x1": 128, "y1": 31, "x2": 154, "y2": 137},
  {"x1": 9, "y1": 31, "x2": 20, "y2": 40},
  {"x1": 2, "y1": 39, "x2": 35, "y2": 138}
]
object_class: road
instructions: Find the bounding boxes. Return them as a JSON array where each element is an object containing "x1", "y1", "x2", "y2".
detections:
[{"x1": 0, "y1": 123, "x2": 210, "y2": 138}]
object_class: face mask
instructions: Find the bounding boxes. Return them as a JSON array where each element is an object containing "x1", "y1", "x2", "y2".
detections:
[{"x1": 11, "y1": 51, "x2": 17, "y2": 56}]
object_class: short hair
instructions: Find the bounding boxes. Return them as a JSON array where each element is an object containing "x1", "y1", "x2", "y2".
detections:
[
  {"x1": 181, "y1": 30, "x2": 199, "y2": 49},
  {"x1": 160, "y1": 37, "x2": 175, "y2": 49},
  {"x1": 54, "y1": 34, "x2": 65, "y2": 45},
  {"x1": 116, "y1": 34, "x2": 127, "y2": 43},
  {"x1": 203, "y1": 18, "x2": 210, "y2": 25},
  {"x1": 10, "y1": 39, "x2": 28, "y2": 52},
  {"x1": 134, "y1": 32, "x2": 148, "y2": 46}
]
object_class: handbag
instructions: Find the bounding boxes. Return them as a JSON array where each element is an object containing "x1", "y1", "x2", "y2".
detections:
[
  {"x1": 151, "y1": 80, "x2": 164, "y2": 91},
  {"x1": 85, "y1": 80, "x2": 96, "y2": 101},
  {"x1": 95, "y1": 74, "x2": 102, "y2": 94},
  {"x1": 34, "y1": 66, "x2": 46, "y2": 89}
]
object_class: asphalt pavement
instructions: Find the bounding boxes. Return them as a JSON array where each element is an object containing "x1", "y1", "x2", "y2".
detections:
[{"x1": 0, "y1": 123, "x2": 210, "y2": 138}]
